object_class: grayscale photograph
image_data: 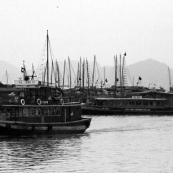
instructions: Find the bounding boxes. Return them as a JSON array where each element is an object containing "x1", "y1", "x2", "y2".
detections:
[{"x1": 0, "y1": 0, "x2": 173, "y2": 172}]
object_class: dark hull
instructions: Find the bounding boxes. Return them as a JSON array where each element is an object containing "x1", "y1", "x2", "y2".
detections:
[
  {"x1": 82, "y1": 106, "x2": 173, "y2": 115},
  {"x1": 0, "y1": 118, "x2": 91, "y2": 136}
]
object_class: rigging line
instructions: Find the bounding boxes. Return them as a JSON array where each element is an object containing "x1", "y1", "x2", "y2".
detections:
[
  {"x1": 48, "y1": 38, "x2": 57, "y2": 86},
  {"x1": 48, "y1": 39, "x2": 55, "y2": 62},
  {"x1": 1, "y1": 71, "x2": 12, "y2": 85},
  {"x1": 36, "y1": 38, "x2": 47, "y2": 80},
  {"x1": 125, "y1": 60, "x2": 133, "y2": 85}
]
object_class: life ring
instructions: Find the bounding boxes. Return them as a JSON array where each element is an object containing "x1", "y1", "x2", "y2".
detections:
[
  {"x1": 21, "y1": 99, "x2": 25, "y2": 105},
  {"x1": 60, "y1": 99, "x2": 64, "y2": 105},
  {"x1": 37, "y1": 99, "x2": 41, "y2": 105}
]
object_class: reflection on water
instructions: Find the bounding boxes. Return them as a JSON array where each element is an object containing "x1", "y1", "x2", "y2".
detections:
[
  {"x1": 0, "y1": 116, "x2": 173, "y2": 172},
  {"x1": 0, "y1": 134, "x2": 87, "y2": 173}
]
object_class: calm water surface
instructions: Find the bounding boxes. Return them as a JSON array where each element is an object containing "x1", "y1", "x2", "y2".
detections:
[{"x1": 0, "y1": 116, "x2": 173, "y2": 173}]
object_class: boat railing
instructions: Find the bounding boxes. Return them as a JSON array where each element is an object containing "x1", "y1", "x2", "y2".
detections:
[{"x1": 0, "y1": 97, "x2": 81, "y2": 105}]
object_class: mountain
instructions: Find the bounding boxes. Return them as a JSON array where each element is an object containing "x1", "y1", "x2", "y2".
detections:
[
  {"x1": 0, "y1": 61, "x2": 20, "y2": 84},
  {"x1": 0, "y1": 59, "x2": 171, "y2": 90},
  {"x1": 126, "y1": 59, "x2": 170, "y2": 90}
]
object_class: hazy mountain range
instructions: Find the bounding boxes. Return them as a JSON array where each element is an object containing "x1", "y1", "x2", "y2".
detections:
[{"x1": 0, "y1": 59, "x2": 172, "y2": 90}]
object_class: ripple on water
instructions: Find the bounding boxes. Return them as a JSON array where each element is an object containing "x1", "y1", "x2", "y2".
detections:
[{"x1": 0, "y1": 116, "x2": 173, "y2": 172}]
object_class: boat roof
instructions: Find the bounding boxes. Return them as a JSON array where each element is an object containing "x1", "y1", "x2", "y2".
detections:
[
  {"x1": 95, "y1": 98, "x2": 167, "y2": 101},
  {"x1": 127, "y1": 90, "x2": 173, "y2": 95},
  {"x1": 0, "y1": 104, "x2": 81, "y2": 107}
]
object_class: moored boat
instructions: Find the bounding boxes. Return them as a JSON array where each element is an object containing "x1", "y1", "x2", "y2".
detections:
[
  {"x1": 0, "y1": 104, "x2": 91, "y2": 135},
  {"x1": 0, "y1": 31, "x2": 91, "y2": 136},
  {"x1": 82, "y1": 96, "x2": 173, "y2": 115}
]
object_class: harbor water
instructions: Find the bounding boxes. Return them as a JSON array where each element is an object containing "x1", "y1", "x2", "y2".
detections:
[{"x1": 0, "y1": 115, "x2": 173, "y2": 173}]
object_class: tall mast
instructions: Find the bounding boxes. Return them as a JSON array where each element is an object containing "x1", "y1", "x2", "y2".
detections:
[
  {"x1": 62, "y1": 59, "x2": 66, "y2": 89},
  {"x1": 6, "y1": 70, "x2": 8, "y2": 85},
  {"x1": 47, "y1": 30, "x2": 49, "y2": 86},
  {"x1": 82, "y1": 59, "x2": 85, "y2": 90},
  {"x1": 86, "y1": 58, "x2": 90, "y2": 89},
  {"x1": 114, "y1": 55, "x2": 118, "y2": 95},
  {"x1": 80, "y1": 57, "x2": 82, "y2": 88},
  {"x1": 51, "y1": 59, "x2": 54, "y2": 87},
  {"x1": 92, "y1": 55, "x2": 96, "y2": 88},
  {"x1": 68, "y1": 57, "x2": 71, "y2": 89},
  {"x1": 168, "y1": 66, "x2": 172, "y2": 92},
  {"x1": 119, "y1": 54, "x2": 122, "y2": 87},
  {"x1": 104, "y1": 67, "x2": 105, "y2": 86},
  {"x1": 77, "y1": 62, "x2": 80, "y2": 87},
  {"x1": 56, "y1": 60, "x2": 60, "y2": 87}
]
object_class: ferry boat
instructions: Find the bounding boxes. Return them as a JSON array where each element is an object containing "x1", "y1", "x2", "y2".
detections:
[
  {"x1": 0, "y1": 80, "x2": 91, "y2": 135},
  {"x1": 0, "y1": 31, "x2": 91, "y2": 135},
  {"x1": 82, "y1": 94, "x2": 173, "y2": 115}
]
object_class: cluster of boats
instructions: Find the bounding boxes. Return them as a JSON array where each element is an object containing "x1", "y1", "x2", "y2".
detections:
[{"x1": 0, "y1": 31, "x2": 173, "y2": 136}]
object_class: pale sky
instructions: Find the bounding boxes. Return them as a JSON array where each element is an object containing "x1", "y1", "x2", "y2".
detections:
[{"x1": 0, "y1": 0, "x2": 173, "y2": 69}]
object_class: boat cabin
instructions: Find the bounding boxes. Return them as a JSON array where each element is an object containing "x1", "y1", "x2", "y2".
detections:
[
  {"x1": 13, "y1": 79, "x2": 63, "y2": 105},
  {"x1": 0, "y1": 104, "x2": 82, "y2": 123},
  {"x1": 92, "y1": 97, "x2": 167, "y2": 109}
]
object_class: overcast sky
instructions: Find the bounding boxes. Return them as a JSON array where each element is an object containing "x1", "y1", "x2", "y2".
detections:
[{"x1": 0, "y1": 0, "x2": 173, "y2": 70}]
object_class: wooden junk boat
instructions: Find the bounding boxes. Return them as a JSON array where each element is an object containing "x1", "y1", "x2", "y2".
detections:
[
  {"x1": 0, "y1": 31, "x2": 91, "y2": 135},
  {"x1": 82, "y1": 91, "x2": 173, "y2": 115}
]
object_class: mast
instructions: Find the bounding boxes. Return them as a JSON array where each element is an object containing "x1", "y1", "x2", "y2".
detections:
[
  {"x1": 51, "y1": 59, "x2": 54, "y2": 86},
  {"x1": 104, "y1": 67, "x2": 105, "y2": 87},
  {"x1": 168, "y1": 66, "x2": 172, "y2": 92},
  {"x1": 92, "y1": 55, "x2": 96, "y2": 88},
  {"x1": 86, "y1": 59, "x2": 90, "y2": 88},
  {"x1": 47, "y1": 30, "x2": 49, "y2": 86},
  {"x1": 68, "y1": 57, "x2": 71, "y2": 89},
  {"x1": 86, "y1": 58, "x2": 90, "y2": 97},
  {"x1": 6, "y1": 70, "x2": 8, "y2": 85},
  {"x1": 80, "y1": 57, "x2": 82, "y2": 88},
  {"x1": 114, "y1": 55, "x2": 118, "y2": 95},
  {"x1": 122, "y1": 52, "x2": 127, "y2": 88},
  {"x1": 62, "y1": 60, "x2": 66, "y2": 89},
  {"x1": 56, "y1": 60, "x2": 60, "y2": 87},
  {"x1": 119, "y1": 54, "x2": 122, "y2": 87},
  {"x1": 82, "y1": 59, "x2": 85, "y2": 90},
  {"x1": 77, "y1": 62, "x2": 80, "y2": 87}
]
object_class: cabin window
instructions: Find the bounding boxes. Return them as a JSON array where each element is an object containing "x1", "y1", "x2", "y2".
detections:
[
  {"x1": 11, "y1": 108, "x2": 16, "y2": 117},
  {"x1": 30, "y1": 108, "x2": 36, "y2": 117},
  {"x1": 143, "y1": 101, "x2": 148, "y2": 106},
  {"x1": 150, "y1": 101, "x2": 153, "y2": 106},
  {"x1": 113, "y1": 102, "x2": 116, "y2": 106},
  {"x1": 23, "y1": 108, "x2": 29, "y2": 117},
  {"x1": 157, "y1": 102, "x2": 160, "y2": 106},
  {"x1": 55, "y1": 107, "x2": 61, "y2": 116},
  {"x1": 0, "y1": 108, "x2": 10, "y2": 120},
  {"x1": 124, "y1": 102, "x2": 128, "y2": 105},
  {"x1": 15, "y1": 108, "x2": 19, "y2": 117},
  {"x1": 20, "y1": 91, "x2": 24, "y2": 97},
  {"x1": 25, "y1": 89, "x2": 29, "y2": 96},
  {"x1": 35, "y1": 108, "x2": 41, "y2": 116},
  {"x1": 136, "y1": 101, "x2": 142, "y2": 105},
  {"x1": 19, "y1": 108, "x2": 23, "y2": 117},
  {"x1": 49, "y1": 107, "x2": 54, "y2": 116},
  {"x1": 117, "y1": 102, "x2": 122, "y2": 106},
  {"x1": 44, "y1": 108, "x2": 49, "y2": 116},
  {"x1": 130, "y1": 101, "x2": 135, "y2": 105}
]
